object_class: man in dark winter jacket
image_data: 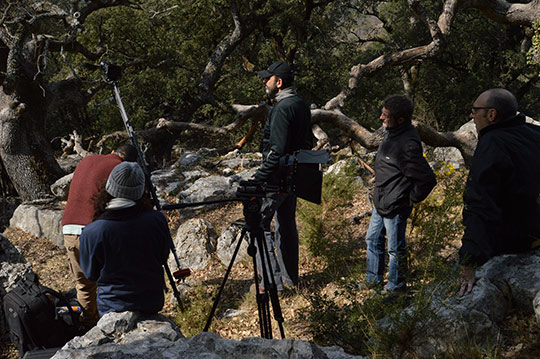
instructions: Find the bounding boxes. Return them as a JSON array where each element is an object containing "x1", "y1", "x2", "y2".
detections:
[
  {"x1": 253, "y1": 61, "x2": 312, "y2": 292},
  {"x1": 459, "y1": 88, "x2": 540, "y2": 296},
  {"x1": 365, "y1": 94, "x2": 436, "y2": 293}
]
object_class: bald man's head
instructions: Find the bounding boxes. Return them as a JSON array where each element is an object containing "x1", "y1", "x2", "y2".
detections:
[{"x1": 479, "y1": 88, "x2": 518, "y2": 122}]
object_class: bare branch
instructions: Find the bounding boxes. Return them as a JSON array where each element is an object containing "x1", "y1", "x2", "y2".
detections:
[
  {"x1": 312, "y1": 124, "x2": 330, "y2": 150},
  {"x1": 311, "y1": 108, "x2": 383, "y2": 149},
  {"x1": 459, "y1": 0, "x2": 540, "y2": 26},
  {"x1": 199, "y1": 1, "x2": 248, "y2": 102},
  {"x1": 413, "y1": 120, "x2": 477, "y2": 165},
  {"x1": 323, "y1": 0, "x2": 458, "y2": 110}
]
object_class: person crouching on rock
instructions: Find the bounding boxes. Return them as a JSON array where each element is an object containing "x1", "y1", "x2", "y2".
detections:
[{"x1": 79, "y1": 161, "x2": 171, "y2": 317}]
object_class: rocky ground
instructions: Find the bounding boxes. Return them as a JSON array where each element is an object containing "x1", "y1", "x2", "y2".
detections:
[
  {"x1": 0, "y1": 188, "x2": 370, "y2": 358},
  {"x1": 1, "y1": 187, "x2": 539, "y2": 358}
]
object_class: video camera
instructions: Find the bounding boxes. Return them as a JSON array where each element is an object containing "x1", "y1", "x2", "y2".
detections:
[
  {"x1": 100, "y1": 61, "x2": 122, "y2": 82},
  {"x1": 236, "y1": 149, "x2": 329, "y2": 204},
  {"x1": 236, "y1": 180, "x2": 280, "y2": 199}
]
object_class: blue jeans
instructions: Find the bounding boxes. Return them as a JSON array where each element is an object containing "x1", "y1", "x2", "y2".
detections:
[
  {"x1": 365, "y1": 206, "x2": 412, "y2": 291},
  {"x1": 255, "y1": 192, "x2": 299, "y2": 290}
]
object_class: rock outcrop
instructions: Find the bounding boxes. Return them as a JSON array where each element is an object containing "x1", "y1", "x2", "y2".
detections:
[
  {"x1": 52, "y1": 311, "x2": 366, "y2": 359},
  {"x1": 169, "y1": 218, "x2": 218, "y2": 271},
  {"x1": 390, "y1": 249, "x2": 540, "y2": 356},
  {"x1": 9, "y1": 202, "x2": 64, "y2": 248}
]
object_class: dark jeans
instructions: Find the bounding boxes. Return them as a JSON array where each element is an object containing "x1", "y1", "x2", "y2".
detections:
[
  {"x1": 365, "y1": 206, "x2": 412, "y2": 291},
  {"x1": 255, "y1": 192, "x2": 299, "y2": 290}
]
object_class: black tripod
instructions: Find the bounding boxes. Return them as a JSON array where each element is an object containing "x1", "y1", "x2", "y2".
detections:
[
  {"x1": 201, "y1": 195, "x2": 285, "y2": 339},
  {"x1": 102, "y1": 62, "x2": 191, "y2": 306}
]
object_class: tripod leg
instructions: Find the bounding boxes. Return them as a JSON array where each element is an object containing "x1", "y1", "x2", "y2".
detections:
[
  {"x1": 259, "y1": 231, "x2": 286, "y2": 339},
  {"x1": 164, "y1": 263, "x2": 183, "y2": 308},
  {"x1": 203, "y1": 227, "x2": 248, "y2": 332},
  {"x1": 250, "y1": 231, "x2": 273, "y2": 339}
]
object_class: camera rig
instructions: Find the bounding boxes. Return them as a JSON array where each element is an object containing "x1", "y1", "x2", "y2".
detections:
[{"x1": 101, "y1": 61, "x2": 329, "y2": 339}]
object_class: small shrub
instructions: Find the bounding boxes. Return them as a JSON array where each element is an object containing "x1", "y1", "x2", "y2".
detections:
[
  {"x1": 304, "y1": 162, "x2": 478, "y2": 358},
  {"x1": 298, "y1": 161, "x2": 363, "y2": 280},
  {"x1": 174, "y1": 286, "x2": 214, "y2": 336}
]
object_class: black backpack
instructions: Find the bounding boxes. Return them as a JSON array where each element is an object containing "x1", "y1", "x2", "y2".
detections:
[{"x1": 3, "y1": 273, "x2": 83, "y2": 357}]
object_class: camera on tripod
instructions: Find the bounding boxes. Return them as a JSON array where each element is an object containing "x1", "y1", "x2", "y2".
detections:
[
  {"x1": 236, "y1": 180, "x2": 279, "y2": 199},
  {"x1": 100, "y1": 61, "x2": 122, "y2": 82},
  {"x1": 236, "y1": 150, "x2": 329, "y2": 203}
]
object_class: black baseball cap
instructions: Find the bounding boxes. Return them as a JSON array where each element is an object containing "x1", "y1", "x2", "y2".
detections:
[{"x1": 258, "y1": 61, "x2": 294, "y2": 81}]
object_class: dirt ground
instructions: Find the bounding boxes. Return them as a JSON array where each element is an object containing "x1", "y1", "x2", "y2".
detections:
[{"x1": 1, "y1": 191, "x2": 539, "y2": 358}]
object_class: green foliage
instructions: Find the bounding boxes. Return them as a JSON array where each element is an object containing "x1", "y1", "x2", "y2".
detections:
[
  {"x1": 530, "y1": 21, "x2": 540, "y2": 65},
  {"x1": 301, "y1": 163, "x2": 501, "y2": 358},
  {"x1": 407, "y1": 163, "x2": 466, "y2": 282},
  {"x1": 298, "y1": 161, "x2": 362, "y2": 279},
  {"x1": 174, "y1": 286, "x2": 214, "y2": 336},
  {"x1": 32, "y1": 0, "x2": 540, "y2": 148}
]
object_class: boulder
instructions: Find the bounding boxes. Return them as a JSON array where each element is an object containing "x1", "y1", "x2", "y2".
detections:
[
  {"x1": 169, "y1": 218, "x2": 218, "y2": 271},
  {"x1": 178, "y1": 176, "x2": 236, "y2": 204},
  {"x1": 430, "y1": 120, "x2": 477, "y2": 168},
  {"x1": 52, "y1": 311, "x2": 366, "y2": 359},
  {"x1": 9, "y1": 203, "x2": 64, "y2": 248},
  {"x1": 56, "y1": 154, "x2": 83, "y2": 173},
  {"x1": 534, "y1": 291, "x2": 540, "y2": 326},
  {"x1": 326, "y1": 158, "x2": 362, "y2": 176},
  {"x1": 216, "y1": 224, "x2": 249, "y2": 266},
  {"x1": 176, "y1": 151, "x2": 202, "y2": 168},
  {"x1": 396, "y1": 249, "x2": 540, "y2": 356}
]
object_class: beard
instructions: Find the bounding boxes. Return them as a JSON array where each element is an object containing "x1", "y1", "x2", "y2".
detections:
[{"x1": 265, "y1": 84, "x2": 278, "y2": 97}]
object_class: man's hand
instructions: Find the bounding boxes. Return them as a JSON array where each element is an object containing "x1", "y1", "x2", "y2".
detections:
[{"x1": 458, "y1": 265, "x2": 476, "y2": 296}]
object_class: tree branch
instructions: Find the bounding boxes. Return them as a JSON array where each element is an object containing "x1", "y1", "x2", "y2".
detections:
[
  {"x1": 311, "y1": 108, "x2": 383, "y2": 149},
  {"x1": 199, "y1": 0, "x2": 258, "y2": 104},
  {"x1": 323, "y1": 0, "x2": 458, "y2": 110},
  {"x1": 459, "y1": 0, "x2": 540, "y2": 26}
]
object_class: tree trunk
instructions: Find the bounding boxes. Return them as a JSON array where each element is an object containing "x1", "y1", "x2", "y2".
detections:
[{"x1": 0, "y1": 90, "x2": 64, "y2": 201}]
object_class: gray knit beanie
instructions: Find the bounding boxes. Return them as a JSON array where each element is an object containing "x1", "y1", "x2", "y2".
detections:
[{"x1": 106, "y1": 162, "x2": 145, "y2": 200}]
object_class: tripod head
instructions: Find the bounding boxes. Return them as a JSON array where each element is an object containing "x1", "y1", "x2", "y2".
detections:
[
  {"x1": 100, "y1": 61, "x2": 122, "y2": 82},
  {"x1": 236, "y1": 180, "x2": 280, "y2": 199}
]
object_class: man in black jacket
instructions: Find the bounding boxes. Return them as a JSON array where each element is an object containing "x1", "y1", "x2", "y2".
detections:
[
  {"x1": 253, "y1": 61, "x2": 312, "y2": 292},
  {"x1": 365, "y1": 94, "x2": 436, "y2": 293},
  {"x1": 459, "y1": 88, "x2": 540, "y2": 295}
]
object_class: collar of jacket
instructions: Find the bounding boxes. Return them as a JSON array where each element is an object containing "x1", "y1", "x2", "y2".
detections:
[
  {"x1": 275, "y1": 87, "x2": 297, "y2": 102},
  {"x1": 386, "y1": 120, "x2": 413, "y2": 136},
  {"x1": 479, "y1": 112, "x2": 526, "y2": 137},
  {"x1": 99, "y1": 205, "x2": 144, "y2": 221}
]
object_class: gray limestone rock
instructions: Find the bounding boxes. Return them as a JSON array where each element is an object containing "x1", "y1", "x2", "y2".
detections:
[
  {"x1": 0, "y1": 234, "x2": 33, "y2": 341},
  {"x1": 216, "y1": 224, "x2": 249, "y2": 266},
  {"x1": 394, "y1": 249, "x2": 540, "y2": 356},
  {"x1": 9, "y1": 203, "x2": 64, "y2": 248},
  {"x1": 169, "y1": 218, "x2": 218, "y2": 271},
  {"x1": 52, "y1": 312, "x2": 368, "y2": 359}
]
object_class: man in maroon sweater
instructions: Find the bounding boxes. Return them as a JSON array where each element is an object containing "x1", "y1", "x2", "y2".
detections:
[{"x1": 62, "y1": 144, "x2": 137, "y2": 326}]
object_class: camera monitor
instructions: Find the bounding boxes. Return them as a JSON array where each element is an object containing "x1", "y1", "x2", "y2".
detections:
[{"x1": 280, "y1": 150, "x2": 329, "y2": 204}]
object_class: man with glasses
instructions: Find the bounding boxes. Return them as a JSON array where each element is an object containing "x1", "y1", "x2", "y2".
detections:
[
  {"x1": 252, "y1": 61, "x2": 313, "y2": 293},
  {"x1": 459, "y1": 88, "x2": 540, "y2": 295}
]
